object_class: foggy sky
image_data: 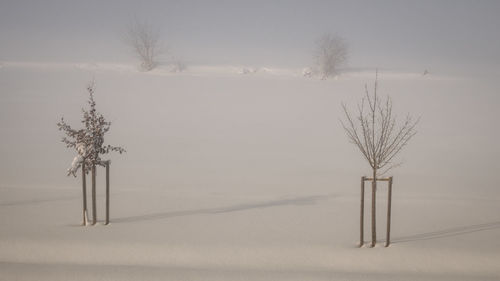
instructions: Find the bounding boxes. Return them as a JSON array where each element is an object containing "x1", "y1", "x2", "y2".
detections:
[{"x1": 1, "y1": 0, "x2": 499, "y2": 72}]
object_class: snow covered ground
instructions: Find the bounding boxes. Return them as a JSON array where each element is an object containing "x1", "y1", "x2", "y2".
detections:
[{"x1": 1, "y1": 63, "x2": 499, "y2": 280}]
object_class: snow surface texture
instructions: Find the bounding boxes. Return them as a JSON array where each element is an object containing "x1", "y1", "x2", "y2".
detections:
[{"x1": 0, "y1": 63, "x2": 499, "y2": 281}]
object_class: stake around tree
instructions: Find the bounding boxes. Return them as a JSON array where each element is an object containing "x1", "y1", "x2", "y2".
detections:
[{"x1": 359, "y1": 176, "x2": 393, "y2": 247}]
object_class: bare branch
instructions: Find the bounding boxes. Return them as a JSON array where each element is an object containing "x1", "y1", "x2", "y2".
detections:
[{"x1": 340, "y1": 71, "x2": 418, "y2": 176}]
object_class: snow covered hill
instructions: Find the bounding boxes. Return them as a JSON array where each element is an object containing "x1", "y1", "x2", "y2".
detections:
[{"x1": 0, "y1": 62, "x2": 499, "y2": 281}]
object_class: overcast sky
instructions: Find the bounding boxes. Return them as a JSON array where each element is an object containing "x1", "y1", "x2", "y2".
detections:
[{"x1": 1, "y1": 0, "x2": 499, "y2": 71}]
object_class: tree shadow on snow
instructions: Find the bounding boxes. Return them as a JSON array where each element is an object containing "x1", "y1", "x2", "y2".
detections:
[
  {"x1": 0, "y1": 195, "x2": 81, "y2": 207},
  {"x1": 113, "y1": 194, "x2": 336, "y2": 224},
  {"x1": 391, "y1": 220, "x2": 500, "y2": 243}
]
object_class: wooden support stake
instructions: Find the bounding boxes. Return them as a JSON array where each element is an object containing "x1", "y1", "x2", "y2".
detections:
[
  {"x1": 371, "y1": 171, "x2": 377, "y2": 247},
  {"x1": 105, "y1": 161, "x2": 110, "y2": 225},
  {"x1": 385, "y1": 176, "x2": 393, "y2": 247},
  {"x1": 92, "y1": 164, "x2": 97, "y2": 225},
  {"x1": 360, "y1": 176, "x2": 365, "y2": 247},
  {"x1": 364, "y1": 177, "x2": 391, "y2": 182},
  {"x1": 82, "y1": 162, "x2": 87, "y2": 226}
]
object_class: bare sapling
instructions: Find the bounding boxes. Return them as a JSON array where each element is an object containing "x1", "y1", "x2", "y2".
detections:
[{"x1": 340, "y1": 70, "x2": 418, "y2": 247}]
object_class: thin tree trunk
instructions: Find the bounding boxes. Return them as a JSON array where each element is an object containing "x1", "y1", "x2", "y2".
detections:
[
  {"x1": 371, "y1": 168, "x2": 377, "y2": 247},
  {"x1": 360, "y1": 176, "x2": 365, "y2": 247},
  {"x1": 105, "y1": 162, "x2": 110, "y2": 225},
  {"x1": 82, "y1": 162, "x2": 87, "y2": 226},
  {"x1": 385, "y1": 176, "x2": 393, "y2": 247},
  {"x1": 92, "y1": 164, "x2": 97, "y2": 225}
]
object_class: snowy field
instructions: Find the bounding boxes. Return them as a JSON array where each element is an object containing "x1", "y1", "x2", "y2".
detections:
[{"x1": 1, "y1": 63, "x2": 500, "y2": 280}]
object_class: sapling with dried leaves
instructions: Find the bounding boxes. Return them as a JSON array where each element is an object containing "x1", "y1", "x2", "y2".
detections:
[{"x1": 58, "y1": 81, "x2": 125, "y2": 225}]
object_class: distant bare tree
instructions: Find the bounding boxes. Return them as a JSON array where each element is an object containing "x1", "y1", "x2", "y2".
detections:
[
  {"x1": 340, "y1": 70, "x2": 418, "y2": 247},
  {"x1": 170, "y1": 56, "x2": 187, "y2": 73},
  {"x1": 126, "y1": 19, "x2": 164, "y2": 71},
  {"x1": 314, "y1": 33, "x2": 348, "y2": 79}
]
